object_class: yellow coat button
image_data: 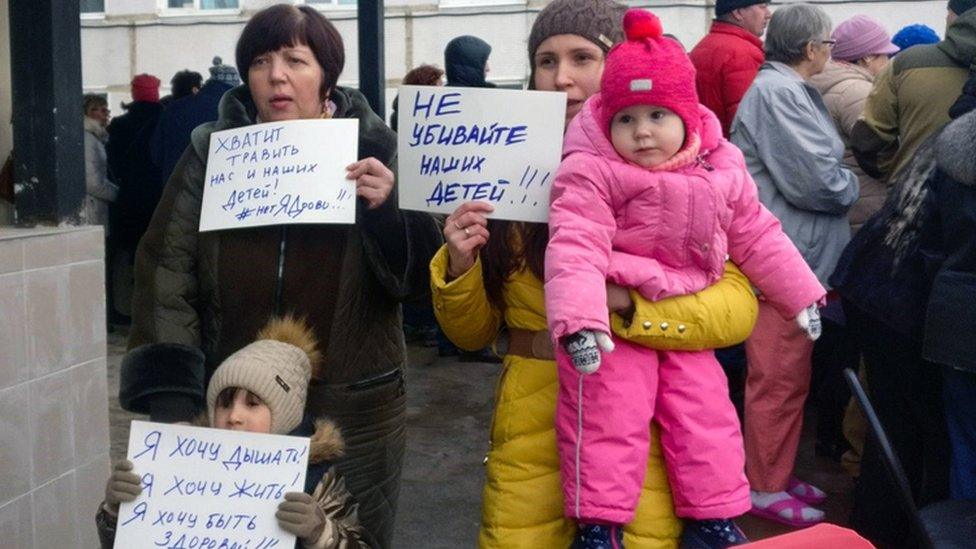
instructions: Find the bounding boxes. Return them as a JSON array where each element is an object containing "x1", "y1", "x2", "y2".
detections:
[
  {"x1": 660, "y1": 322, "x2": 669, "y2": 331},
  {"x1": 677, "y1": 324, "x2": 687, "y2": 333},
  {"x1": 642, "y1": 321, "x2": 653, "y2": 329}
]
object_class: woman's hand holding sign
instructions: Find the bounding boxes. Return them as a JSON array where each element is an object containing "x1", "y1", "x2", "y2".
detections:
[
  {"x1": 445, "y1": 201, "x2": 494, "y2": 279},
  {"x1": 347, "y1": 157, "x2": 394, "y2": 209}
]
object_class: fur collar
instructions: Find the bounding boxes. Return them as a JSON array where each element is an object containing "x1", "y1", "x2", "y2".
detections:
[
  {"x1": 937, "y1": 109, "x2": 976, "y2": 186},
  {"x1": 84, "y1": 116, "x2": 107, "y2": 141}
]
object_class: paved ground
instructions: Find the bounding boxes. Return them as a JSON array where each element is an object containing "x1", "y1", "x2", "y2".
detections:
[{"x1": 107, "y1": 328, "x2": 853, "y2": 547}]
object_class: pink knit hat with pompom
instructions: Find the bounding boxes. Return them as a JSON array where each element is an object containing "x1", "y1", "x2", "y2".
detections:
[{"x1": 599, "y1": 9, "x2": 700, "y2": 142}]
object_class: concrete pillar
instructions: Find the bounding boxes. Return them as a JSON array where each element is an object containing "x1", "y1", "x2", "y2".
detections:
[{"x1": 9, "y1": 0, "x2": 85, "y2": 225}]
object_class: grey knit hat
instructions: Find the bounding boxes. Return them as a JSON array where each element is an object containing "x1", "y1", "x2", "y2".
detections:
[
  {"x1": 209, "y1": 56, "x2": 241, "y2": 87},
  {"x1": 206, "y1": 316, "x2": 320, "y2": 434},
  {"x1": 527, "y1": 0, "x2": 627, "y2": 86}
]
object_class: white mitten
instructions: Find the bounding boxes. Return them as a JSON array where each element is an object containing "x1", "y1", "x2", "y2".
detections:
[
  {"x1": 562, "y1": 330, "x2": 615, "y2": 374},
  {"x1": 796, "y1": 304, "x2": 823, "y2": 341}
]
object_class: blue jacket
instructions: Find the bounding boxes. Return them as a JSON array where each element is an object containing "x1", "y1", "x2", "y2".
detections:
[{"x1": 151, "y1": 79, "x2": 233, "y2": 185}]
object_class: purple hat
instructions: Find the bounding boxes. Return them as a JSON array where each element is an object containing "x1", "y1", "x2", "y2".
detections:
[{"x1": 831, "y1": 15, "x2": 899, "y2": 62}]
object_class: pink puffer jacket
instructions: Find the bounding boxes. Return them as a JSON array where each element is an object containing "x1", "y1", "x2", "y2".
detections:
[{"x1": 545, "y1": 94, "x2": 825, "y2": 340}]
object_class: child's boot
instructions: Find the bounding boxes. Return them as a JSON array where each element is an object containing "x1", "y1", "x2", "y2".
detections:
[
  {"x1": 571, "y1": 523, "x2": 625, "y2": 549},
  {"x1": 680, "y1": 519, "x2": 748, "y2": 548}
]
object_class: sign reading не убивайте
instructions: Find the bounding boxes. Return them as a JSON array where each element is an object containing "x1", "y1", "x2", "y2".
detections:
[{"x1": 397, "y1": 86, "x2": 566, "y2": 223}]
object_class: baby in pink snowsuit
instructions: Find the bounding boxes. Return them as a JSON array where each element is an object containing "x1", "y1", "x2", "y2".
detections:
[{"x1": 544, "y1": 10, "x2": 826, "y2": 548}]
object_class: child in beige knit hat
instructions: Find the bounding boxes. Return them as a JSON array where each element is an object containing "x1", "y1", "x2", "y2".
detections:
[{"x1": 97, "y1": 316, "x2": 372, "y2": 548}]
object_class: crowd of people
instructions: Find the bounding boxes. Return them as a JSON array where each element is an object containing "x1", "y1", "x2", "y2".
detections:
[{"x1": 85, "y1": 0, "x2": 976, "y2": 548}]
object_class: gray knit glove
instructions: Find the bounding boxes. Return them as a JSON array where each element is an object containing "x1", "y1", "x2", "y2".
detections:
[
  {"x1": 276, "y1": 491, "x2": 327, "y2": 543},
  {"x1": 796, "y1": 304, "x2": 823, "y2": 341},
  {"x1": 561, "y1": 330, "x2": 615, "y2": 374},
  {"x1": 104, "y1": 460, "x2": 142, "y2": 514}
]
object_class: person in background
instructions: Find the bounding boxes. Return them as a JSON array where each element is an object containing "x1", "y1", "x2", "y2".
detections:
[
  {"x1": 689, "y1": 0, "x2": 771, "y2": 138},
  {"x1": 891, "y1": 24, "x2": 941, "y2": 52},
  {"x1": 106, "y1": 74, "x2": 165, "y2": 324},
  {"x1": 444, "y1": 35, "x2": 495, "y2": 88},
  {"x1": 851, "y1": 0, "x2": 976, "y2": 182},
  {"x1": 731, "y1": 2, "x2": 859, "y2": 528},
  {"x1": 390, "y1": 64, "x2": 444, "y2": 132},
  {"x1": 431, "y1": 0, "x2": 760, "y2": 546},
  {"x1": 150, "y1": 56, "x2": 241, "y2": 185},
  {"x1": 82, "y1": 94, "x2": 119, "y2": 231},
  {"x1": 807, "y1": 15, "x2": 899, "y2": 465},
  {"x1": 160, "y1": 69, "x2": 203, "y2": 107},
  {"x1": 921, "y1": 74, "x2": 976, "y2": 503}
]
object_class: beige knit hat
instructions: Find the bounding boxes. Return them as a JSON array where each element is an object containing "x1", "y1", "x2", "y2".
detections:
[{"x1": 207, "y1": 316, "x2": 322, "y2": 434}]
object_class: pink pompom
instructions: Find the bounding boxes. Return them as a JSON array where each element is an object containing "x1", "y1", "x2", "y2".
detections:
[{"x1": 623, "y1": 9, "x2": 663, "y2": 41}]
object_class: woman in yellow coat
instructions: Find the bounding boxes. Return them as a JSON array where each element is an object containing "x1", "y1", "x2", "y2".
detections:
[{"x1": 430, "y1": 2, "x2": 759, "y2": 547}]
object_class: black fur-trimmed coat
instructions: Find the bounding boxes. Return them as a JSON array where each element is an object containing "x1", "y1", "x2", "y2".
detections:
[{"x1": 922, "y1": 108, "x2": 976, "y2": 372}]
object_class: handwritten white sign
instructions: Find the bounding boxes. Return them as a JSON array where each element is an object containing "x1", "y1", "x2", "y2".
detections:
[
  {"x1": 114, "y1": 420, "x2": 310, "y2": 549},
  {"x1": 200, "y1": 119, "x2": 359, "y2": 232},
  {"x1": 397, "y1": 86, "x2": 566, "y2": 223}
]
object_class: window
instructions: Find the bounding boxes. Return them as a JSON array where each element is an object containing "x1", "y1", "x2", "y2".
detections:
[
  {"x1": 80, "y1": 0, "x2": 104, "y2": 13},
  {"x1": 439, "y1": 0, "x2": 525, "y2": 7},
  {"x1": 166, "y1": 0, "x2": 240, "y2": 9},
  {"x1": 305, "y1": 0, "x2": 358, "y2": 7}
]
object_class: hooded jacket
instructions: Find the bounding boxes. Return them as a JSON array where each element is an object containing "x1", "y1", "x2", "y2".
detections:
[
  {"x1": 444, "y1": 35, "x2": 496, "y2": 88},
  {"x1": 96, "y1": 418, "x2": 371, "y2": 549},
  {"x1": 689, "y1": 21, "x2": 765, "y2": 138},
  {"x1": 127, "y1": 84, "x2": 440, "y2": 548},
  {"x1": 546, "y1": 95, "x2": 823, "y2": 341},
  {"x1": 853, "y1": 8, "x2": 976, "y2": 181},
  {"x1": 922, "y1": 108, "x2": 976, "y2": 372},
  {"x1": 809, "y1": 61, "x2": 890, "y2": 234}
]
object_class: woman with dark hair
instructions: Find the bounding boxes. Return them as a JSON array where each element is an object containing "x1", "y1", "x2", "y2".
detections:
[
  {"x1": 429, "y1": 0, "x2": 759, "y2": 546},
  {"x1": 125, "y1": 5, "x2": 438, "y2": 547}
]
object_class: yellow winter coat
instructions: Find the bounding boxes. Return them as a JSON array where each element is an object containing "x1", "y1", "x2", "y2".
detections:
[{"x1": 430, "y1": 245, "x2": 758, "y2": 548}]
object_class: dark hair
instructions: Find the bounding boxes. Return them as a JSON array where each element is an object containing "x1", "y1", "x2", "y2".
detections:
[
  {"x1": 235, "y1": 4, "x2": 345, "y2": 101},
  {"x1": 83, "y1": 94, "x2": 107, "y2": 118},
  {"x1": 170, "y1": 70, "x2": 203, "y2": 99},
  {"x1": 481, "y1": 221, "x2": 548, "y2": 308},
  {"x1": 403, "y1": 64, "x2": 444, "y2": 86},
  {"x1": 214, "y1": 386, "x2": 264, "y2": 409}
]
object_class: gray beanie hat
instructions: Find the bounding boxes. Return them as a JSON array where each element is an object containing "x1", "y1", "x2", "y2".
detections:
[
  {"x1": 527, "y1": 0, "x2": 626, "y2": 86},
  {"x1": 209, "y1": 56, "x2": 241, "y2": 87},
  {"x1": 207, "y1": 316, "x2": 320, "y2": 434}
]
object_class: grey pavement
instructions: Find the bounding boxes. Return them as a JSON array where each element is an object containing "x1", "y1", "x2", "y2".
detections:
[{"x1": 106, "y1": 328, "x2": 495, "y2": 548}]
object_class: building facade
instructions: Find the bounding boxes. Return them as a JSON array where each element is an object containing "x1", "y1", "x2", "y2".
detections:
[{"x1": 78, "y1": 0, "x2": 950, "y2": 118}]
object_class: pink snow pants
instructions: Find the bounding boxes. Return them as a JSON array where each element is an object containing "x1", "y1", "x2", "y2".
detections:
[{"x1": 555, "y1": 337, "x2": 751, "y2": 525}]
